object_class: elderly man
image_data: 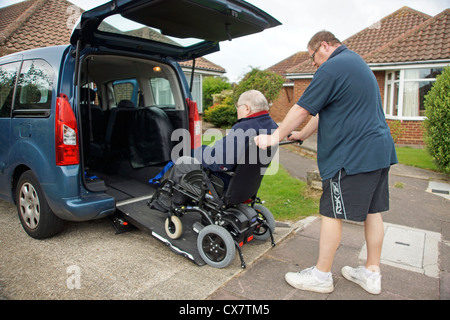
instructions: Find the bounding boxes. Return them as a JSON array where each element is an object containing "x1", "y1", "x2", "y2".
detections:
[
  {"x1": 255, "y1": 31, "x2": 397, "y2": 295},
  {"x1": 152, "y1": 89, "x2": 277, "y2": 211}
]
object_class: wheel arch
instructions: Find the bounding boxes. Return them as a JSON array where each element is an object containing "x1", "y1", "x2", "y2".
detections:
[{"x1": 11, "y1": 165, "x2": 32, "y2": 205}]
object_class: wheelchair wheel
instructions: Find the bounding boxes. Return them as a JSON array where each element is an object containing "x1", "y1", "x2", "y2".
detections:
[
  {"x1": 197, "y1": 225, "x2": 235, "y2": 268},
  {"x1": 253, "y1": 204, "x2": 275, "y2": 241},
  {"x1": 165, "y1": 216, "x2": 183, "y2": 239}
]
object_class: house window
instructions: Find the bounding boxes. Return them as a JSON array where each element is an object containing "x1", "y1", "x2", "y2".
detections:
[{"x1": 384, "y1": 67, "x2": 444, "y2": 120}]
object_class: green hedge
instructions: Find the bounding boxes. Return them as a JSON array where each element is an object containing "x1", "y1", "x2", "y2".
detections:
[{"x1": 423, "y1": 66, "x2": 450, "y2": 174}]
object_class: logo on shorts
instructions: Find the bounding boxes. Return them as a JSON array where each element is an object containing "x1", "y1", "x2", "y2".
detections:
[{"x1": 332, "y1": 182, "x2": 343, "y2": 215}]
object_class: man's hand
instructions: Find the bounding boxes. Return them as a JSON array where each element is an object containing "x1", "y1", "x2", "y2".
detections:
[
  {"x1": 254, "y1": 134, "x2": 279, "y2": 150},
  {"x1": 287, "y1": 131, "x2": 302, "y2": 141}
]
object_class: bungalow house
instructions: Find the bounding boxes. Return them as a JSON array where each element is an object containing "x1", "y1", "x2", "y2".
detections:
[
  {"x1": 0, "y1": 0, "x2": 226, "y2": 112},
  {"x1": 269, "y1": 7, "x2": 450, "y2": 146}
]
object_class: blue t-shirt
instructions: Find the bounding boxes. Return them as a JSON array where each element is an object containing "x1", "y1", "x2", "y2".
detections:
[{"x1": 297, "y1": 45, "x2": 398, "y2": 180}]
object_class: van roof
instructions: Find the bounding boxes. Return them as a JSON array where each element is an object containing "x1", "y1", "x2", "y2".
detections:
[{"x1": 0, "y1": 45, "x2": 70, "y2": 62}]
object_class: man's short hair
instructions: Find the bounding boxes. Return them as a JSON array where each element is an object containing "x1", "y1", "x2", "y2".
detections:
[
  {"x1": 237, "y1": 90, "x2": 269, "y2": 113},
  {"x1": 308, "y1": 30, "x2": 341, "y2": 50}
]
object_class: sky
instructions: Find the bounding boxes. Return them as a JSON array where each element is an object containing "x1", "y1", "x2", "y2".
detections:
[{"x1": 1, "y1": 0, "x2": 449, "y2": 82}]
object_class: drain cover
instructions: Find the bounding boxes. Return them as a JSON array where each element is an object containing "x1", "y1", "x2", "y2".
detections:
[{"x1": 359, "y1": 223, "x2": 441, "y2": 278}]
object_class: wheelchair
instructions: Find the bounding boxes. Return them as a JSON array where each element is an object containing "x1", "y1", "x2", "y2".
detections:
[{"x1": 148, "y1": 140, "x2": 277, "y2": 269}]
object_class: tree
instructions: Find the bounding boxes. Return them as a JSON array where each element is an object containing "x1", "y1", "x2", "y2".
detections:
[
  {"x1": 202, "y1": 76, "x2": 231, "y2": 111},
  {"x1": 423, "y1": 66, "x2": 450, "y2": 174},
  {"x1": 233, "y1": 68, "x2": 285, "y2": 104}
]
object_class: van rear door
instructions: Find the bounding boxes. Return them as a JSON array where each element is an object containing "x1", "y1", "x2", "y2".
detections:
[{"x1": 70, "y1": 0, "x2": 281, "y2": 60}]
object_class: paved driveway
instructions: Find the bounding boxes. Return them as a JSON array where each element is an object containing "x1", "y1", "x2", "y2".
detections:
[{"x1": 0, "y1": 198, "x2": 291, "y2": 300}]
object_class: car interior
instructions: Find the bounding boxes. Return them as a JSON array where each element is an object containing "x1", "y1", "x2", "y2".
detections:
[{"x1": 78, "y1": 54, "x2": 189, "y2": 202}]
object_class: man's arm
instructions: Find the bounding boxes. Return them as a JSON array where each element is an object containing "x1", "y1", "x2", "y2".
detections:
[
  {"x1": 289, "y1": 114, "x2": 319, "y2": 141},
  {"x1": 255, "y1": 104, "x2": 310, "y2": 149}
]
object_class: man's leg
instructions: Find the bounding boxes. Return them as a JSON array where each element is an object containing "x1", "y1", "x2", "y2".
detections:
[
  {"x1": 341, "y1": 212, "x2": 383, "y2": 295},
  {"x1": 316, "y1": 216, "x2": 342, "y2": 272},
  {"x1": 364, "y1": 212, "x2": 384, "y2": 272},
  {"x1": 284, "y1": 216, "x2": 339, "y2": 293}
]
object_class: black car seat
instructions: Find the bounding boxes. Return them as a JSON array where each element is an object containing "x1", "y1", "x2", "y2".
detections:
[
  {"x1": 102, "y1": 99, "x2": 136, "y2": 161},
  {"x1": 128, "y1": 106, "x2": 174, "y2": 168}
]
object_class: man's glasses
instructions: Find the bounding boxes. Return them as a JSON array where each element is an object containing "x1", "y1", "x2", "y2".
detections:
[{"x1": 310, "y1": 45, "x2": 321, "y2": 63}]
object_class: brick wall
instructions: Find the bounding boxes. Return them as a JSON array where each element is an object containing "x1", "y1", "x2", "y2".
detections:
[
  {"x1": 270, "y1": 79, "x2": 314, "y2": 130},
  {"x1": 270, "y1": 86, "x2": 293, "y2": 123},
  {"x1": 387, "y1": 119, "x2": 425, "y2": 146}
]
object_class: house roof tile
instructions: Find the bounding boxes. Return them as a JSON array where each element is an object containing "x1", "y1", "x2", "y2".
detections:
[
  {"x1": 364, "y1": 9, "x2": 450, "y2": 64},
  {"x1": 0, "y1": 0, "x2": 35, "y2": 38},
  {"x1": 284, "y1": 6, "x2": 440, "y2": 75},
  {"x1": 179, "y1": 58, "x2": 226, "y2": 73},
  {"x1": 267, "y1": 51, "x2": 309, "y2": 78},
  {"x1": 344, "y1": 6, "x2": 431, "y2": 57},
  {"x1": 1, "y1": 0, "x2": 75, "y2": 54}
]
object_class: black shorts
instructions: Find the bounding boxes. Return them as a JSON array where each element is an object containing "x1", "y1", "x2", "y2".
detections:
[{"x1": 320, "y1": 168, "x2": 390, "y2": 222}]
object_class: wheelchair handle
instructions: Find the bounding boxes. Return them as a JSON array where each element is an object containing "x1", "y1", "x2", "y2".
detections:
[
  {"x1": 278, "y1": 133, "x2": 303, "y2": 146},
  {"x1": 279, "y1": 140, "x2": 303, "y2": 146}
]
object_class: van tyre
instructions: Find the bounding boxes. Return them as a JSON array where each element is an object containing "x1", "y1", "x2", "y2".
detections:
[
  {"x1": 16, "y1": 171, "x2": 64, "y2": 239},
  {"x1": 253, "y1": 204, "x2": 275, "y2": 241},
  {"x1": 197, "y1": 225, "x2": 235, "y2": 269}
]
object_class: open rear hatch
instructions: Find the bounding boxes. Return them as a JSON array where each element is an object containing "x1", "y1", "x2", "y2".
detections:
[
  {"x1": 71, "y1": 0, "x2": 281, "y2": 60},
  {"x1": 73, "y1": 0, "x2": 281, "y2": 265}
]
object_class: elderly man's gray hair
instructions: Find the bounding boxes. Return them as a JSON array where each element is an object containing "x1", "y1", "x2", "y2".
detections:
[{"x1": 237, "y1": 90, "x2": 269, "y2": 113}]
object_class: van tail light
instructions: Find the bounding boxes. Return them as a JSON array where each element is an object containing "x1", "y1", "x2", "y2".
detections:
[
  {"x1": 187, "y1": 98, "x2": 201, "y2": 149},
  {"x1": 55, "y1": 93, "x2": 79, "y2": 166}
]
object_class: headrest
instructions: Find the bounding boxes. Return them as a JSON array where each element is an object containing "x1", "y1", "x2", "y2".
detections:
[
  {"x1": 24, "y1": 85, "x2": 41, "y2": 104},
  {"x1": 80, "y1": 88, "x2": 96, "y2": 103},
  {"x1": 117, "y1": 100, "x2": 135, "y2": 108}
]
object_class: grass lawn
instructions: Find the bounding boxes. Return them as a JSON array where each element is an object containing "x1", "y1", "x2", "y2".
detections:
[
  {"x1": 200, "y1": 134, "x2": 440, "y2": 222},
  {"x1": 257, "y1": 163, "x2": 320, "y2": 222},
  {"x1": 395, "y1": 147, "x2": 438, "y2": 171},
  {"x1": 201, "y1": 135, "x2": 320, "y2": 222}
]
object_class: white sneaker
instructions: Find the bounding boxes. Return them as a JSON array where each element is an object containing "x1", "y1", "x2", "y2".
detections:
[
  {"x1": 285, "y1": 267, "x2": 334, "y2": 293},
  {"x1": 341, "y1": 266, "x2": 381, "y2": 295}
]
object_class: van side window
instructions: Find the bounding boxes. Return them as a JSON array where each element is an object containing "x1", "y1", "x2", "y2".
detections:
[
  {"x1": 113, "y1": 79, "x2": 140, "y2": 107},
  {"x1": 14, "y1": 59, "x2": 54, "y2": 116},
  {"x1": 0, "y1": 62, "x2": 20, "y2": 118}
]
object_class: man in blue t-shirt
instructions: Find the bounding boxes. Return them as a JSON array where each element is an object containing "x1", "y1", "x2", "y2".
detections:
[{"x1": 255, "y1": 31, "x2": 397, "y2": 295}]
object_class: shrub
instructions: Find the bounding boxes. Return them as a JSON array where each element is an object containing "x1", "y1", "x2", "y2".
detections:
[
  {"x1": 203, "y1": 96, "x2": 237, "y2": 128},
  {"x1": 233, "y1": 68, "x2": 285, "y2": 104},
  {"x1": 423, "y1": 66, "x2": 450, "y2": 174}
]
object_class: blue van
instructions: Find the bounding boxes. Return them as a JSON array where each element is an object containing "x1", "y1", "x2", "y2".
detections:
[{"x1": 0, "y1": 0, "x2": 280, "y2": 239}]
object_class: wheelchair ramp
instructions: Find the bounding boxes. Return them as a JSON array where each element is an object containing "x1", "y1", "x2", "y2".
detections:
[{"x1": 116, "y1": 199, "x2": 206, "y2": 266}]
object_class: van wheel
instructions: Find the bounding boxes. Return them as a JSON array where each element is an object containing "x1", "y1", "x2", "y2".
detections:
[
  {"x1": 197, "y1": 225, "x2": 235, "y2": 269},
  {"x1": 165, "y1": 215, "x2": 183, "y2": 239},
  {"x1": 16, "y1": 171, "x2": 64, "y2": 239}
]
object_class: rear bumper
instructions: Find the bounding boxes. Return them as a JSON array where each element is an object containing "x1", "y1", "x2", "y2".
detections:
[{"x1": 46, "y1": 190, "x2": 115, "y2": 221}]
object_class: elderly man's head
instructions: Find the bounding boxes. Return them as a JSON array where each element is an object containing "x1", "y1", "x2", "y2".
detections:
[{"x1": 236, "y1": 90, "x2": 269, "y2": 119}]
